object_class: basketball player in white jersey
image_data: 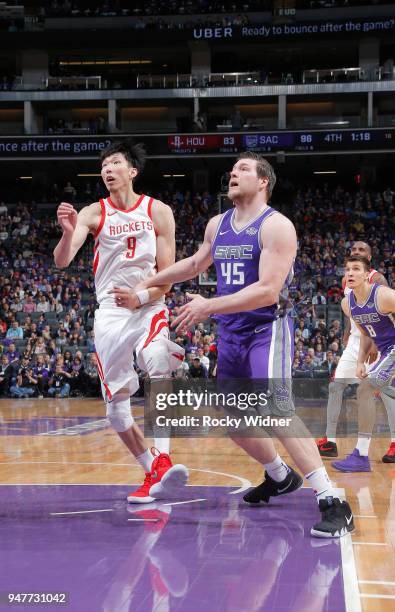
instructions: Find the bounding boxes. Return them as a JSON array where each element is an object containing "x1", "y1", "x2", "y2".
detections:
[
  {"x1": 54, "y1": 140, "x2": 188, "y2": 503},
  {"x1": 317, "y1": 241, "x2": 395, "y2": 469}
]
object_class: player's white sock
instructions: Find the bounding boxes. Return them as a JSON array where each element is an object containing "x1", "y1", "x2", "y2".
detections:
[
  {"x1": 305, "y1": 466, "x2": 337, "y2": 503},
  {"x1": 136, "y1": 448, "x2": 155, "y2": 472},
  {"x1": 356, "y1": 437, "x2": 371, "y2": 456},
  {"x1": 264, "y1": 454, "x2": 290, "y2": 482},
  {"x1": 327, "y1": 438, "x2": 337, "y2": 443},
  {"x1": 154, "y1": 438, "x2": 170, "y2": 454}
]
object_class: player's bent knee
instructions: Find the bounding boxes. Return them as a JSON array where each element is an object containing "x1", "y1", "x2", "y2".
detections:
[
  {"x1": 106, "y1": 391, "x2": 133, "y2": 432},
  {"x1": 144, "y1": 345, "x2": 171, "y2": 378}
]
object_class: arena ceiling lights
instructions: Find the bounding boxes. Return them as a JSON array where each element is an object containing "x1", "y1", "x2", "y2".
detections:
[
  {"x1": 59, "y1": 60, "x2": 152, "y2": 66},
  {"x1": 313, "y1": 170, "x2": 337, "y2": 175}
]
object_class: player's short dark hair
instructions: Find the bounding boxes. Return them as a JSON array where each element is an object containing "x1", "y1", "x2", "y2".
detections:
[
  {"x1": 100, "y1": 139, "x2": 146, "y2": 175},
  {"x1": 345, "y1": 255, "x2": 370, "y2": 271},
  {"x1": 236, "y1": 151, "x2": 277, "y2": 199}
]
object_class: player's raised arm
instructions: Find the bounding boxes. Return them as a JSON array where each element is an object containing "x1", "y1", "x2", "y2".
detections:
[
  {"x1": 143, "y1": 214, "x2": 221, "y2": 288},
  {"x1": 54, "y1": 202, "x2": 100, "y2": 268}
]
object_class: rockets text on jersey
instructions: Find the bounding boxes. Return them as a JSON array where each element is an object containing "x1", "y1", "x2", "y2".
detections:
[{"x1": 93, "y1": 195, "x2": 160, "y2": 306}]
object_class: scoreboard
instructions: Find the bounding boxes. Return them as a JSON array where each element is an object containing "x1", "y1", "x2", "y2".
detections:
[
  {"x1": 0, "y1": 128, "x2": 394, "y2": 159},
  {"x1": 167, "y1": 128, "x2": 395, "y2": 155}
]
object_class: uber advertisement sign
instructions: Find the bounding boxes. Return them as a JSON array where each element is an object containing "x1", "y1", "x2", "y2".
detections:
[{"x1": 192, "y1": 17, "x2": 395, "y2": 40}]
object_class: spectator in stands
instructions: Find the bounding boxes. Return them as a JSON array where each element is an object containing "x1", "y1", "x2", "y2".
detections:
[
  {"x1": 300, "y1": 354, "x2": 315, "y2": 376},
  {"x1": 86, "y1": 330, "x2": 95, "y2": 352},
  {"x1": 84, "y1": 353, "x2": 101, "y2": 396},
  {"x1": 34, "y1": 337, "x2": 47, "y2": 355},
  {"x1": 0, "y1": 355, "x2": 13, "y2": 396},
  {"x1": 189, "y1": 357, "x2": 208, "y2": 378},
  {"x1": 315, "y1": 343, "x2": 326, "y2": 365},
  {"x1": 56, "y1": 329, "x2": 68, "y2": 347},
  {"x1": 329, "y1": 340, "x2": 341, "y2": 358},
  {"x1": 197, "y1": 347, "x2": 210, "y2": 373},
  {"x1": 69, "y1": 355, "x2": 85, "y2": 396},
  {"x1": 49, "y1": 297, "x2": 63, "y2": 313},
  {"x1": 10, "y1": 296, "x2": 23, "y2": 313},
  {"x1": 312, "y1": 288, "x2": 327, "y2": 305},
  {"x1": 6, "y1": 320, "x2": 23, "y2": 340},
  {"x1": 322, "y1": 350, "x2": 336, "y2": 377},
  {"x1": 186, "y1": 334, "x2": 200, "y2": 356},
  {"x1": 327, "y1": 283, "x2": 342, "y2": 303},
  {"x1": 306, "y1": 347, "x2": 321, "y2": 368},
  {"x1": 63, "y1": 350, "x2": 73, "y2": 372},
  {"x1": 23, "y1": 295, "x2": 37, "y2": 314},
  {"x1": 62, "y1": 181, "x2": 77, "y2": 202},
  {"x1": 10, "y1": 357, "x2": 37, "y2": 398},
  {"x1": 37, "y1": 295, "x2": 50, "y2": 313},
  {"x1": 5, "y1": 343, "x2": 19, "y2": 364},
  {"x1": 33, "y1": 354, "x2": 51, "y2": 397},
  {"x1": 47, "y1": 339, "x2": 61, "y2": 362},
  {"x1": 47, "y1": 364, "x2": 71, "y2": 398}
]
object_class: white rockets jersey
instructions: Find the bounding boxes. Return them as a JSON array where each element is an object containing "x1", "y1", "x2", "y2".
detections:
[
  {"x1": 343, "y1": 268, "x2": 378, "y2": 348},
  {"x1": 93, "y1": 194, "x2": 161, "y2": 306}
]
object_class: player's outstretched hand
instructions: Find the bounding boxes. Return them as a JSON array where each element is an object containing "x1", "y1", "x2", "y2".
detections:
[
  {"x1": 172, "y1": 292, "x2": 210, "y2": 332},
  {"x1": 57, "y1": 202, "x2": 78, "y2": 234},
  {"x1": 356, "y1": 363, "x2": 368, "y2": 379},
  {"x1": 108, "y1": 286, "x2": 140, "y2": 310}
]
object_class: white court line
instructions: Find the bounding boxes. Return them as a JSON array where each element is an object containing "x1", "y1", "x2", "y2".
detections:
[
  {"x1": 0, "y1": 465, "x2": 252, "y2": 494},
  {"x1": 353, "y1": 515, "x2": 378, "y2": 519},
  {"x1": 353, "y1": 542, "x2": 388, "y2": 546},
  {"x1": 360, "y1": 594, "x2": 395, "y2": 600},
  {"x1": 188, "y1": 468, "x2": 251, "y2": 494},
  {"x1": 338, "y1": 487, "x2": 362, "y2": 612},
  {"x1": 50, "y1": 509, "x2": 113, "y2": 516},
  {"x1": 359, "y1": 581, "x2": 395, "y2": 586},
  {"x1": 163, "y1": 498, "x2": 206, "y2": 507}
]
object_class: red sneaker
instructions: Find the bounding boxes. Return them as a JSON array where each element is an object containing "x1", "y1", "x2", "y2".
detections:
[
  {"x1": 316, "y1": 437, "x2": 338, "y2": 458},
  {"x1": 382, "y1": 442, "x2": 395, "y2": 463},
  {"x1": 127, "y1": 472, "x2": 154, "y2": 504},
  {"x1": 149, "y1": 448, "x2": 188, "y2": 499}
]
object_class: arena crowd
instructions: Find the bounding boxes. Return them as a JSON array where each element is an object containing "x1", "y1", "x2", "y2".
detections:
[{"x1": 0, "y1": 184, "x2": 393, "y2": 397}]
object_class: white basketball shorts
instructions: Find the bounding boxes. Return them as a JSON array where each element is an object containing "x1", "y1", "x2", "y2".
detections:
[{"x1": 94, "y1": 303, "x2": 184, "y2": 400}]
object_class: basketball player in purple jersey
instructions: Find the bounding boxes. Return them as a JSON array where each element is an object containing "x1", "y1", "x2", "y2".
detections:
[
  {"x1": 142, "y1": 152, "x2": 354, "y2": 538},
  {"x1": 332, "y1": 255, "x2": 395, "y2": 471}
]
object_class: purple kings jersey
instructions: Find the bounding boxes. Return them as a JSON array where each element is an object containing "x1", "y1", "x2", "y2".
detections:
[
  {"x1": 349, "y1": 283, "x2": 395, "y2": 352},
  {"x1": 212, "y1": 206, "x2": 294, "y2": 333}
]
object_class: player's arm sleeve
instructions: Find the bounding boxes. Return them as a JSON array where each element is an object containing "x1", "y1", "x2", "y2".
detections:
[
  {"x1": 53, "y1": 205, "x2": 93, "y2": 268},
  {"x1": 144, "y1": 214, "x2": 220, "y2": 288},
  {"x1": 205, "y1": 214, "x2": 297, "y2": 315}
]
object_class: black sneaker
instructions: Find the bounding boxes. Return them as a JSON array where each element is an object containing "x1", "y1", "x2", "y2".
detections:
[
  {"x1": 311, "y1": 497, "x2": 355, "y2": 538},
  {"x1": 243, "y1": 468, "x2": 303, "y2": 505},
  {"x1": 317, "y1": 437, "x2": 338, "y2": 458}
]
